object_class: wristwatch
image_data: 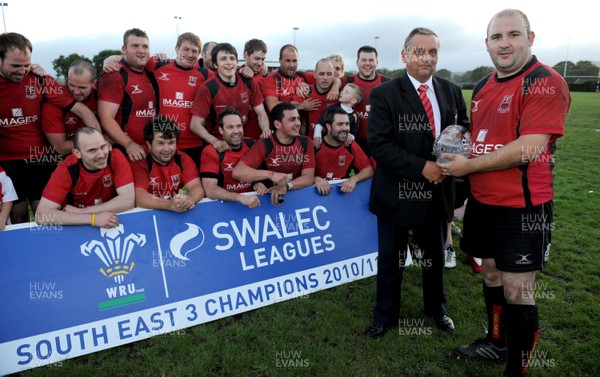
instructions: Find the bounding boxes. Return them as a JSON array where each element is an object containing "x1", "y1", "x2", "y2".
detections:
[{"x1": 287, "y1": 182, "x2": 294, "y2": 191}]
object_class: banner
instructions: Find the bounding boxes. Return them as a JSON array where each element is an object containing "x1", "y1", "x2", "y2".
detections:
[{"x1": 0, "y1": 180, "x2": 378, "y2": 374}]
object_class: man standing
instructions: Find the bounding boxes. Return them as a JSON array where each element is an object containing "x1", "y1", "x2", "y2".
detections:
[
  {"x1": 0, "y1": 32, "x2": 100, "y2": 223},
  {"x1": 346, "y1": 45, "x2": 390, "y2": 155},
  {"x1": 35, "y1": 127, "x2": 134, "y2": 228},
  {"x1": 148, "y1": 32, "x2": 212, "y2": 165},
  {"x1": 364, "y1": 28, "x2": 469, "y2": 338},
  {"x1": 233, "y1": 103, "x2": 315, "y2": 206},
  {"x1": 314, "y1": 107, "x2": 372, "y2": 196},
  {"x1": 441, "y1": 10, "x2": 570, "y2": 377},
  {"x1": 261, "y1": 45, "x2": 316, "y2": 112},
  {"x1": 304, "y1": 58, "x2": 338, "y2": 137},
  {"x1": 103, "y1": 32, "x2": 212, "y2": 166},
  {"x1": 200, "y1": 41, "x2": 217, "y2": 71},
  {"x1": 42, "y1": 60, "x2": 98, "y2": 155},
  {"x1": 98, "y1": 28, "x2": 157, "y2": 162},
  {"x1": 130, "y1": 117, "x2": 204, "y2": 212},
  {"x1": 240, "y1": 39, "x2": 269, "y2": 140},
  {"x1": 190, "y1": 43, "x2": 270, "y2": 153},
  {"x1": 201, "y1": 108, "x2": 260, "y2": 208}
]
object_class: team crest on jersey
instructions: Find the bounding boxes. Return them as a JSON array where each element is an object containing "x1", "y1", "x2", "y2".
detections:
[
  {"x1": 65, "y1": 116, "x2": 77, "y2": 125},
  {"x1": 170, "y1": 174, "x2": 180, "y2": 187},
  {"x1": 240, "y1": 92, "x2": 248, "y2": 103},
  {"x1": 471, "y1": 100, "x2": 482, "y2": 112},
  {"x1": 131, "y1": 85, "x2": 143, "y2": 94},
  {"x1": 102, "y1": 174, "x2": 113, "y2": 188},
  {"x1": 25, "y1": 86, "x2": 37, "y2": 99},
  {"x1": 188, "y1": 76, "x2": 197, "y2": 86},
  {"x1": 497, "y1": 95, "x2": 513, "y2": 114},
  {"x1": 338, "y1": 155, "x2": 346, "y2": 166},
  {"x1": 158, "y1": 73, "x2": 170, "y2": 81}
]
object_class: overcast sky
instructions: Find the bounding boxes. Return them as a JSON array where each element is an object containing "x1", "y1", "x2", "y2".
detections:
[{"x1": 3, "y1": 0, "x2": 598, "y2": 77}]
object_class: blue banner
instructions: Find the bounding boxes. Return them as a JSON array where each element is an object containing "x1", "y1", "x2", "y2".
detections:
[{"x1": 0, "y1": 180, "x2": 377, "y2": 374}]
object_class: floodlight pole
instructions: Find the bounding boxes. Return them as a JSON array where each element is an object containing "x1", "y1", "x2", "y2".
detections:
[{"x1": 1, "y1": 3, "x2": 8, "y2": 33}]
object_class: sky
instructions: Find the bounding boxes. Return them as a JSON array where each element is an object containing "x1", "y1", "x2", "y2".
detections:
[{"x1": 2, "y1": 0, "x2": 598, "y2": 77}]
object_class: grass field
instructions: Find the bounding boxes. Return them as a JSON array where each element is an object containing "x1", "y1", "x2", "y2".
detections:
[{"x1": 18, "y1": 91, "x2": 600, "y2": 377}]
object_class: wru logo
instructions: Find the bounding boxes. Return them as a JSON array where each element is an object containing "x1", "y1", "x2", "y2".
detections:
[{"x1": 80, "y1": 225, "x2": 147, "y2": 284}]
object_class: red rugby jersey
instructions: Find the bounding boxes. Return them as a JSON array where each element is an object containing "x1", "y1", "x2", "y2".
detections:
[
  {"x1": 0, "y1": 73, "x2": 75, "y2": 160},
  {"x1": 42, "y1": 149, "x2": 133, "y2": 208}
]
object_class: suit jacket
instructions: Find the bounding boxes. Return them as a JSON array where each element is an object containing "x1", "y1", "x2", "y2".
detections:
[{"x1": 367, "y1": 73, "x2": 469, "y2": 226}]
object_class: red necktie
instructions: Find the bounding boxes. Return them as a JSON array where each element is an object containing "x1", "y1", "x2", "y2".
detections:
[{"x1": 418, "y1": 84, "x2": 435, "y2": 137}]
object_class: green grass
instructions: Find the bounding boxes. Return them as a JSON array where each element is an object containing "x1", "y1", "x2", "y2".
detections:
[{"x1": 19, "y1": 92, "x2": 600, "y2": 377}]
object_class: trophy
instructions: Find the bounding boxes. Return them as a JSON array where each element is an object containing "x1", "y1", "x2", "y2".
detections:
[{"x1": 432, "y1": 124, "x2": 471, "y2": 163}]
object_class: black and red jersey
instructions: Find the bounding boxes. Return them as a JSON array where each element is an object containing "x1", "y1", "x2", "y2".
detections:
[
  {"x1": 244, "y1": 73, "x2": 268, "y2": 140},
  {"x1": 42, "y1": 149, "x2": 133, "y2": 208},
  {"x1": 314, "y1": 140, "x2": 371, "y2": 180},
  {"x1": 306, "y1": 84, "x2": 338, "y2": 137},
  {"x1": 97, "y1": 59, "x2": 157, "y2": 145},
  {"x1": 42, "y1": 89, "x2": 98, "y2": 141},
  {"x1": 240, "y1": 133, "x2": 315, "y2": 181},
  {"x1": 261, "y1": 69, "x2": 315, "y2": 104},
  {"x1": 345, "y1": 73, "x2": 390, "y2": 140},
  {"x1": 469, "y1": 57, "x2": 570, "y2": 208},
  {"x1": 131, "y1": 150, "x2": 198, "y2": 199},
  {"x1": 147, "y1": 57, "x2": 212, "y2": 149},
  {"x1": 200, "y1": 138, "x2": 254, "y2": 193},
  {"x1": 190, "y1": 73, "x2": 263, "y2": 137},
  {"x1": 0, "y1": 73, "x2": 76, "y2": 160}
]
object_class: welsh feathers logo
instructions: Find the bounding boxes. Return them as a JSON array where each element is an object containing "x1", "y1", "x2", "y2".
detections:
[
  {"x1": 81, "y1": 225, "x2": 147, "y2": 311},
  {"x1": 80, "y1": 225, "x2": 146, "y2": 284}
]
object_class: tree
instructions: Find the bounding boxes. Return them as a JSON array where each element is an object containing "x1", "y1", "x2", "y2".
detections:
[
  {"x1": 92, "y1": 49, "x2": 122, "y2": 79},
  {"x1": 52, "y1": 53, "x2": 92, "y2": 82},
  {"x1": 468, "y1": 66, "x2": 495, "y2": 82},
  {"x1": 435, "y1": 69, "x2": 452, "y2": 80},
  {"x1": 553, "y1": 60, "x2": 576, "y2": 77}
]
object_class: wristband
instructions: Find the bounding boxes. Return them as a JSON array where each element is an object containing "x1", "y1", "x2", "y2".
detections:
[{"x1": 91, "y1": 213, "x2": 96, "y2": 227}]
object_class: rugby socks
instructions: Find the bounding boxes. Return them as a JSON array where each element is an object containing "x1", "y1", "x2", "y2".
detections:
[
  {"x1": 483, "y1": 282, "x2": 506, "y2": 347},
  {"x1": 504, "y1": 304, "x2": 539, "y2": 377}
]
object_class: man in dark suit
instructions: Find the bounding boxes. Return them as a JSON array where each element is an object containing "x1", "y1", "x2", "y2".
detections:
[{"x1": 364, "y1": 27, "x2": 469, "y2": 338}]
